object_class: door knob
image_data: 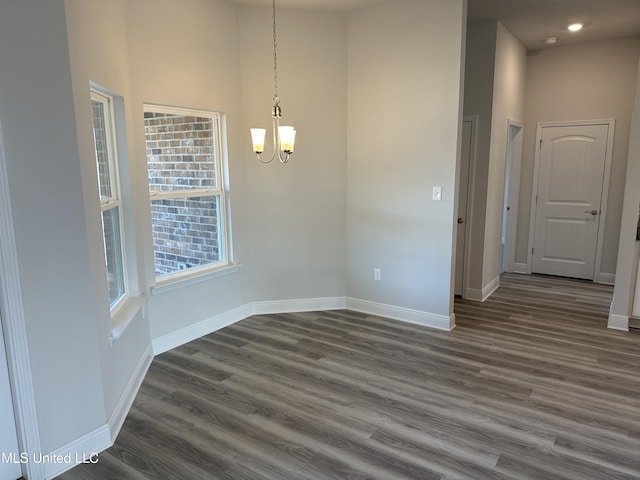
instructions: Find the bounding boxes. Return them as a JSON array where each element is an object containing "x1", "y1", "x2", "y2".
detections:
[
  {"x1": 457, "y1": 218, "x2": 464, "y2": 224},
  {"x1": 584, "y1": 210, "x2": 598, "y2": 215}
]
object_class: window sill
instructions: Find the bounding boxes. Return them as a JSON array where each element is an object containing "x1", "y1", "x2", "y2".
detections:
[
  {"x1": 109, "y1": 294, "x2": 147, "y2": 346},
  {"x1": 151, "y1": 263, "x2": 241, "y2": 296}
]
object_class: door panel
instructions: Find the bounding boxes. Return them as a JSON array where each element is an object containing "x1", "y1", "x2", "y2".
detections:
[
  {"x1": 532, "y1": 124, "x2": 609, "y2": 279},
  {"x1": 0, "y1": 312, "x2": 21, "y2": 480}
]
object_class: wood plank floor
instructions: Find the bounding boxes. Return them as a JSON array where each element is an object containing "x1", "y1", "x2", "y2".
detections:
[{"x1": 59, "y1": 274, "x2": 640, "y2": 479}]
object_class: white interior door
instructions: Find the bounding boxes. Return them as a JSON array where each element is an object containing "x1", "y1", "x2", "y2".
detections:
[
  {"x1": 531, "y1": 124, "x2": 610, "y2": 279},
  {"x1": 455, "y1": 119, "x2": 473, "y2": 296},
  {"x1": 0, "y1": 311, "x2": 21, "y2": 480}
]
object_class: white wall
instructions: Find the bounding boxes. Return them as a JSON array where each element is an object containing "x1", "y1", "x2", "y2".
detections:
[
  {"x1": 239, "y1": 7, "x2": 348, "y2": 303},
  {"x1": 483, "y1": 23, "x2": 527, "y2": 286},
  {"x1": 610, "y1": 60, "x2": 640, "y2": 329},
  {"x1": 463, "y1": 22, "x2": 496, "y2": 294},
  {"x1": 347, "y1": 0, "x2": 466, "y2": 326},
  {"x1": 123, "y1": 0, "x2": 252, "y2": 341},
  {"x1": 463, "y1": 21, "x2": 526, "y2": 298},
  {"x1": 0, "y1": 0, "x2": 106, "y2": 454},
  {"x1": 517, "y1": 36, "x2": 640, "y2": 277},
  {"x1": 65, "y1": 0, "x2": 152, "y2": 431}
]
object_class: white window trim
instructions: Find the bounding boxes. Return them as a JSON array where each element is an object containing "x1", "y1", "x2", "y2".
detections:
[
  {"x1": 91, "y1": 88, "x2": 129, "y2": 312},
  {"x1": 109, "y1": 293, "x2": 147, "y2": 346},
  {"x1": 151, "y1": 263, "x2": 241, "y2": 295},
  {"x1": 144, "y1": 104, "x2": 232, "y2": 287}
]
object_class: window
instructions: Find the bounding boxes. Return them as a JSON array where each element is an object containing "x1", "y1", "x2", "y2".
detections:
[
  {"x1": 144, "y1": 105, "x2": 230, "y2": 282},
  {"x1": 91, "y1": 90, "x2": 126, "y2": 309}
]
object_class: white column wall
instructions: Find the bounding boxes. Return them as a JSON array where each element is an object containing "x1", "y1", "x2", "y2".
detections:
[
  {"x1": 346, "y1": 0, "x2": 466, "y2": 326},
  {"x1": 483, "y1": 23, "x2": 527, "y2": 287},
  {"x1": 463, "y1": 21, "x2": 497, "y2": 295}
]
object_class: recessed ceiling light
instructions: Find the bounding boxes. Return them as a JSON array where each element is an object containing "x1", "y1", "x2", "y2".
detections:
[
  {"x1": 568, "y1": 23, "x2": 583, "y2": 32},
  {"x1": 545, "y1": 37, "x2": 557, "y2": 44}
]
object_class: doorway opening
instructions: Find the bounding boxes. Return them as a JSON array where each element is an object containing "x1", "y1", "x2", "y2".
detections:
[
  {"x1": 455, "y1": 115, "x2": 477, "y2": 297},
  {"x1": 501, "y1": 121, "x2": 523, "y2": 273}
]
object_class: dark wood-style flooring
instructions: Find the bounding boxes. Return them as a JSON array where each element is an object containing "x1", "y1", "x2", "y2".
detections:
[{"x1": 59, "y1": 274, "x2": 640, "y2": 479}]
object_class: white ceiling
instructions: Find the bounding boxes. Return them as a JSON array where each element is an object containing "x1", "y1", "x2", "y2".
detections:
[
  {"x1": 468, "y1": 0, "x2": 640, "y2": 50},
  {"x1": 226, "y1": 0, "x2": 640, "y2": 50}
]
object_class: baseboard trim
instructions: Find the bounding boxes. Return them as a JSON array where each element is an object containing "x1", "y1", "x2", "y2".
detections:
[
  {"x1": 152, "y1": 296, "x2": 456, "y2": 355},
  {"x1": 629, "y1": 317, "x2": 640, "y2": 329},
  {"x1": 152, "y1": 298, "x2": 348, "y2": 355},
  {"x1": 608, "y1": 313, "x2": 629, "y2": 332},
  {"x1": 152, "y1": 303, "x2": 252, "y2": 355},
  {"x1": 346, "y1": 297, "x2": 455, "y2": 331},
  {"x1": 598, "y1": 273, "x2": 616, "y2": 285},
  {"x1": 466, "y1": 276, "x2": 500, "y2": 302},
  {"x1": 483, "y1": 276, "x2": 501, "y2": 300},
  {"x1": 252, "y1": 297, "x2": 347, "y2": 315},
  {"x1": 513, "y1": 263, "x2": 528, "y2": 274},
  {"x1": 107, "y1": 343, "x2": 154, "y2": 442},
  {"x1": 44, "y1": 424, "x2": 111, "y2": 479}
]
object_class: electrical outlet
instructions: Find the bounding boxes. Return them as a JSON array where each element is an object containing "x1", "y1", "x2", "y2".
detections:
[
  {"x1": 432, "y1": 186, "x2": 442, "y2": 201},
  {"x1": 374, "y1": 268, "x2": 382, "y2": 281}
]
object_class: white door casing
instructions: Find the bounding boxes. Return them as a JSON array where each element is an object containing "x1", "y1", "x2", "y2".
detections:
[
  {"x1": 529, "y1": 121, "x2": 614, "y2": 280},
  {"x1": 0, "y1": 115, "x2": 43, "y2": 480},
  {"x1": 0, "y1": 311, "x2": 21, "y2": 480},
  {"x1": 455, "y1": 117, "x2": 477, "y2": 297}
]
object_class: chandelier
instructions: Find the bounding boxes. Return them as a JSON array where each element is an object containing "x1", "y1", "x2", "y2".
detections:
[{"x1": 250, "y1": 0, "x2": 296, "y2": 163}]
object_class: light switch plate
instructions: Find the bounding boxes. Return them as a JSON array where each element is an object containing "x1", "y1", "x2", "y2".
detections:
[{"x1": 433, "y1": 186, "x2": 442, "y2": 201}]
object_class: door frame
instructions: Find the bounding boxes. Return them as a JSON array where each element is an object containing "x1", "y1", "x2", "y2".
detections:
[
  {"x1": 0, "y1": 309, "x2": 21, "y2": 480},
  {"x1": 526, "y1": 119, "x2": 615, "y2": 282},
  {"x1": 501, "y1": 119, "x2": 523, "y2": 274},
  {"x1": 0, "y1": 116, "x2": 44, "y2": 479},
  {"x1": 457, "y1": 115, "x2": 479, "y2": 299}
]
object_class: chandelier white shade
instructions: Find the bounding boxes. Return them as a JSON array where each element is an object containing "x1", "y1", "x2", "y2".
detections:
[
  {"x1": 250, "y1": 0, "x2": 296, "y2": 163},
  {"x1": 278, "y1": 126, "x2": 296, "y2": 153},
  {"x1": 250, "y1": 123, "x2": 296, "y2": 155}
]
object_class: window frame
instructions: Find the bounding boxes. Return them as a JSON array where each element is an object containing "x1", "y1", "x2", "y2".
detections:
[
  {"x1": 91, "y1": 88, "x2": 128, "y2": 312},
  {"x1": 144, "y1": 104, "x2": 231, "y2": 286}
]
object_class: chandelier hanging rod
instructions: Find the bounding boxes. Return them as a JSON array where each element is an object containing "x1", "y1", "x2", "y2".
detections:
[{"x1": 250, "y1": 0, "x2": 296, "y2": 164}]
